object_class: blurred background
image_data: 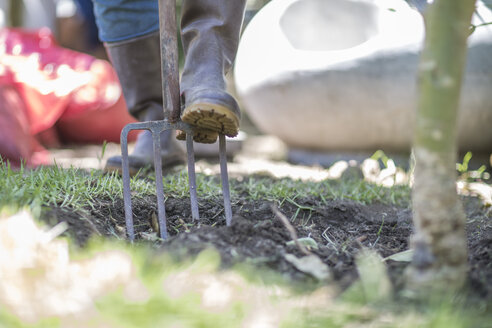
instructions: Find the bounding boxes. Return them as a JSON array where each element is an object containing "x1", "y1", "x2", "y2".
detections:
[{"x1": 0, "y1": 0, "x2": 490, "y2": 170}]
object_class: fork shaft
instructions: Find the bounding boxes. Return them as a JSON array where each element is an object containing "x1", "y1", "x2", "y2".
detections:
[{"x1": 158, "y1": 0, "x2": 180, "y2": 122}]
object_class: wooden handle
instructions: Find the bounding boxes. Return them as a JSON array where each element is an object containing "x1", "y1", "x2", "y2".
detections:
[{"x1": 158, "y1": 0, "x2": 181, "y2": 123}]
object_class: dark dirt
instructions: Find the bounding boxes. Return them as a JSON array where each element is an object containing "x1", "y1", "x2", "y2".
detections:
[{"x1": 40, "y1": 179, "x2": 492, "y2": 301}]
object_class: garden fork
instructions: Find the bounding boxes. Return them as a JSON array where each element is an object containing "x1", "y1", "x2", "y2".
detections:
[{"x1": 120, "y1": 0, "x2": 233, "y2": 241}]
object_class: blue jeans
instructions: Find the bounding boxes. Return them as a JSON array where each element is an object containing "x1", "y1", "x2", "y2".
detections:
[{"x1": 92, "y1": 0, "x2": 159, "y2": 42}]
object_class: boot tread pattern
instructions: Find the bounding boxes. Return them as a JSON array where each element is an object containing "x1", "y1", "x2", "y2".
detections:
[{"x1": 182, "y1": 104, "x2": 239, "y2": 138}]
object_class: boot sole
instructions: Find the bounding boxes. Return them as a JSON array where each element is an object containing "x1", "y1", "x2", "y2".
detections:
[{"x1": 181, "y1": 102, "x2": 240, "y2": 138}]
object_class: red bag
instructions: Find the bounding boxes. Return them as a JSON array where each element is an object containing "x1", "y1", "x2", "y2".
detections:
[{"x1": 0, "y1": 28, "x2": 137, "y2": 167}]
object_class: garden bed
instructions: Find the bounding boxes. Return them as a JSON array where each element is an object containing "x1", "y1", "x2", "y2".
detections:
[{"x1": 41, "y1": 178, "x2": 492, "y2": 301}]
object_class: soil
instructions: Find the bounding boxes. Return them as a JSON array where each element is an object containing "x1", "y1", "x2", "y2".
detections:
[{"x1": 40, "y1": 177, "x2": 492, "y2": 302}]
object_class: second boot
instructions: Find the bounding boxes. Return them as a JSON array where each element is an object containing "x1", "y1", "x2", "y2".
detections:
[{"x1": 104, "y1": 32, "x2": 186, "y2": 175}]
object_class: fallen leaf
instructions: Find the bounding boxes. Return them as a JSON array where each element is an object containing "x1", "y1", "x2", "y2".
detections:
[
  {"x1": 286, "y1": 237, "x2": 319, "y2": 250},
  {"x1": 356, "y1": 249, "x2": 392, "y2": 302},
  {"x1": 383, "y1": 249, "x2": 414, "y2": 262},
  {"x1": 284, "y1": 254, "x2": 331, "y2": 281}
]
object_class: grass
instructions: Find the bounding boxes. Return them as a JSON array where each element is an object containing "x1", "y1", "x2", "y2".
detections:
[
  {"x1": 0, "y1": 158, "x2": 411, "y2": 217},
  {"x1": 236, "y1": 175, "x2": 410, "y2": 208},
  {"x1": 0, "y1": 160, "x2": 152, "y2": 212},
  {"x1": 0, "y1": 157, "x2": 489, "y2": 327}
]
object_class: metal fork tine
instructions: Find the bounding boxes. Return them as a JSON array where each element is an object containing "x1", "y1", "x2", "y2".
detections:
[
  {"x1": 153, "y1": 128, "x2": 168, "y2": 239},
  {"x1": 121, "y1": 124, "x2": 234, "y2": 239},
  {"x1": 219, "y1": 134, "x2": 233, "y2": 226},
  {"x1": 120, "y1": 125, "x2": 135, "y2": 241},
  {"x1": 186, "y1": 133, "x2": 200, "y2": 221},
  {"x1": 121, "y1": 0, "x2": 234, "y2": 241}
]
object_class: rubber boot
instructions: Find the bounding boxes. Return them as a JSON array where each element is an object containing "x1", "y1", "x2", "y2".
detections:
[
  {"x1": 103, "y1": 32, "x2": 186, "y2": 175},
  {"x1": 177, "y1": 0, "x2": 247, "y2": 142}
]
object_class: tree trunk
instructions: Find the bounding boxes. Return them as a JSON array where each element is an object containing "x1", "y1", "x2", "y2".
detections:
[{"x1": 409, "y1": 0, "x2": 476, "y2": 292}]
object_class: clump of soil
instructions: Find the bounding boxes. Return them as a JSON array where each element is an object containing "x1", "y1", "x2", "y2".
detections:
[{"x1": 41, "y1": 187, "x2": 492, "y2": 300}]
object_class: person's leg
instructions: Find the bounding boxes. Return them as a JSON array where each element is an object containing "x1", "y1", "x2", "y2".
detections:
[
  {"x1": 92, "y1": 0, "x2": 246, "y2": 161},
  {"x1": 92, "y1": 0, "x2": 185, "y2": 174},
  {"x1": 92, "y1": 0, "x2": 160, "y2": 43},
  {"x1": 178, "y1": 0, "x2": 247, "y2": 140}
]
